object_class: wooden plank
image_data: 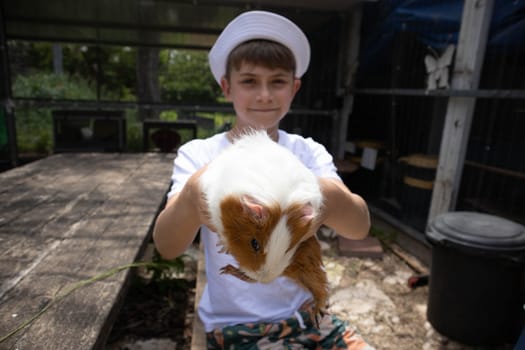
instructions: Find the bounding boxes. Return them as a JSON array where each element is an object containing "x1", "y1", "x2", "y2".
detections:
[
  {"x1": 389, "y1": 244, "x2": 429, "y2": 275},
  {"x1": 0, "y1": 154, "x2": 122, "y2": 296},
  {"x1": 191, "y1": 241, "x2": 207, "y2": 350},
  {"x1": 0, "y1": 153, "x2": 174, "y2": 349},
  {"x1": 464, "y1": 160, "x2": 525, "y2": 180},
  {"x1": 428, "y1": 0, "x2": 494, "y2": 222}
]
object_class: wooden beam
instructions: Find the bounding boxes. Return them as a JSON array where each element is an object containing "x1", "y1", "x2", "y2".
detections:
[
  {"x1": 428, "y1": 0, "x2": 494, "y2": 222},
  {"x1": 335, "y1": 6, "x2": 362, "y2": 159}
]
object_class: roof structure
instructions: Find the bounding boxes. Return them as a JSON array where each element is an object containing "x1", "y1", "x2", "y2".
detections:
[
  {"x1": 2, "y1": 0, "x2": 364, "y2": 48},
  {"x1": 0, "y1": 0, "x2": 365, "y2": 168}
]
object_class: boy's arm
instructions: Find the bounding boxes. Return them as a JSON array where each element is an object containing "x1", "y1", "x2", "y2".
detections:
[
  {"x1": 318, "y1": 177, "x2": 370, "y2": 240},
  {"x1": 153, "y1": 167, "x2": 209, "y2": 260}
]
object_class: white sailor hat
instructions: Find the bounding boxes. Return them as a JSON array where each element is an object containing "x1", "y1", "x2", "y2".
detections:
[{"x1": 208, "y1": 10, "x2": 311, "y2": 85}]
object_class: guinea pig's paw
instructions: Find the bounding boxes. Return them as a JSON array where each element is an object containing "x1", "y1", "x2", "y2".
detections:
[
  {"x1": 220, "y1": 264, "x2": 255, "y2": 282},
  {"x1": 215, "y1": 240, "x2": 229, "y2": 254}
]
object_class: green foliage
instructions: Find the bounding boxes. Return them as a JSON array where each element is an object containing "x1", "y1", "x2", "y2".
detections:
[
  {"x1": 15, "y1": 109, "x2": 53, "y2": 154},
  {"x1": 12, "y1": 72, "x2": 96, "y2": 99},
  {"x1": 91, "y1": 46, "x2": 137, "y2": 100},
  {"x1": 159, "y1": 110, "x2": 179, "y2": 121},
  {"x1": 369, "y1": 226, "x2": 397, "y2": 246},
  {"x1": 126, "y1": 122, "x2": 143, "y2": 152},
  {"x1": 122, "y1": 109, "x2": 142, "y2": 152},
  {"x1": 147, "y1": 250, "x2": 186, "y2": 281},
  {"x1": 159, "y1": 49, "x2": 221, "y2": 103},
  {"x1": 144, "y1": 250, "x2": 188, "y2": 294},
  {"x1": 9, "y1": 43, "x2": 225, "y2": 153},
  {"x1": 12, "y1": 73, "x2": 98, "y2": 154},
  {"x1": 9, "y1": 42, "x2": 137, "y2": 101},
  {"x1": 9, "y1": 42, "x2": 223, "y2": 105},
  {"x1": 8, "y1": 41, "x2": 53, "y2": 75}
]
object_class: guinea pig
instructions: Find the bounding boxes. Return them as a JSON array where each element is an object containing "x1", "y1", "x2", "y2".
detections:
[{"x1": 199, "y1": 130, "x2": 328, "y2": 313}]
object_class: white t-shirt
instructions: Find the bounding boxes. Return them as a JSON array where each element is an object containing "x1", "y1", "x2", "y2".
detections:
[{"x1": 167, "y1": 130, "x2": 340, "y2": 332}]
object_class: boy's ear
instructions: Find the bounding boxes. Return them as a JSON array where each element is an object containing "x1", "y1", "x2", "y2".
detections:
[
  {"x1": 220, "y1": 77, "x2": 231, "y2": 100},
  {"x1": 293, "y1": 79, "x2": 301, "y2": 96}
]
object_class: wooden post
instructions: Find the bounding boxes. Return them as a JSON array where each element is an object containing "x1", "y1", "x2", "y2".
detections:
[
  {"x1": 428, "y1": 0, "x2": 494, "y2": 222},
  {"x1": 336, "y1": 5, "x2": 362, "y2": 159}
]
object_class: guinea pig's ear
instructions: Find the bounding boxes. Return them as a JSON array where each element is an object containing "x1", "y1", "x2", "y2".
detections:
[
  {"x1": 299, "y1": 203, "x2": 316, "y2": 225},
  {"x1": 241, "y1": 195, "x2": 268, "y2": 222}
]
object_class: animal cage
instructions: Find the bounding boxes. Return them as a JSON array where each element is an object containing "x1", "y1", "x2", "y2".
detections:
[{"x1": 347, "y1": 0, "x2": 525, "y2": 234}]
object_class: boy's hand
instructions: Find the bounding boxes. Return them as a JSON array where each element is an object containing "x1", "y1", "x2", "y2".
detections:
[
  {"x1": 154, "y1": 164, "x2": 216, "y2": 259},
  {"x1": 316, "y1": 177, "x2": 370, "y2": 241},
  {"x1": 183, "y1": 165, "x2": 218, "y2": 232}
]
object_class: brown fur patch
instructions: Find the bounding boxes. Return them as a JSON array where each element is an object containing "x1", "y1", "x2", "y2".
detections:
[
  {"x1": 283, "y1": 236, "x2": 328, "y2": 314},
  {"x1": 284, "y1": 203, "x2": 318, "y2": 250},
  {"x1": 220, "y1": 264, "x2": 256, "y2": 282},
  {"x1": 219, "y1": 195, "x2": 281, "y2": 273},
  {"x1": 220, "y1": 196, "x2": 327, "y2": 314}
]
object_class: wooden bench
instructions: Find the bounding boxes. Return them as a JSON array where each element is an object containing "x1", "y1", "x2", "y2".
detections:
[{"x1": 0, "y1": 153, "x2": 173, "y2": 349}]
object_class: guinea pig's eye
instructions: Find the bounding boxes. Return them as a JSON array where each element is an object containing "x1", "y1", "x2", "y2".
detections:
[{"x1": 250, "y1": 238, "x2": 260, "y2": 252}]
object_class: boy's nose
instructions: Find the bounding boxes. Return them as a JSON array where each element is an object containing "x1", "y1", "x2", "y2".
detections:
[{"x1": 256, "y1": 85, "x2": 273, "y2": 102}]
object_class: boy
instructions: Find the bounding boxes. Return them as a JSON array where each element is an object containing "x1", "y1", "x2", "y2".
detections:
[{"x1": 153, "y1": 10, "x2": 373, "y2": 349}]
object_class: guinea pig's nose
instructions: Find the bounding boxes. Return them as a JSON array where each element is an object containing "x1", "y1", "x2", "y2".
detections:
[{"x1": 258, "y1": 268, "x2": 281, "y2": 283}]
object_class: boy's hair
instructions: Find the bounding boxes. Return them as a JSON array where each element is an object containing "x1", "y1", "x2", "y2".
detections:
[{"x1": 225, "y1": 39, "x2": 296, "y2": 80}]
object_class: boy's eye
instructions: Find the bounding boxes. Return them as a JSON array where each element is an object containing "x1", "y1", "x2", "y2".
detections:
[{"x1": 240, "y1": 79, "x2": 256, "y2": 85}]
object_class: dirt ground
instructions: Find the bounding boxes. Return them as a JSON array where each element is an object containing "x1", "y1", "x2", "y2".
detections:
[{"x1": 105, "y1": 229, "x2": 517, "y2": 350}]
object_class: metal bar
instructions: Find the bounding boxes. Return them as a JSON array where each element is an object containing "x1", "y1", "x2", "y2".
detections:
[
  {"x1": 185, "y1": 0, "x2": 356, "y2": 13},
  {"x1": 352, "y1": 88, "x2": 525, "y2": 99},
  {"x1": 5, "y1": 16, "x2": 224, "y2": 35},
  {"x1": 13, "y1": 98, "x2": 234, "y2": 112},
  {"x1": 12, "y1": 98, "x2": 335, "y2": 116},
  {"x1": 5, "y1": 35, "x2": 212, "y2": 50}
]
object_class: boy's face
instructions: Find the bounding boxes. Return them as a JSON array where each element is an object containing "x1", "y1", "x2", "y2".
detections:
[{"x1": 220, "y1": 62, "x2": 301, "y2": 134}]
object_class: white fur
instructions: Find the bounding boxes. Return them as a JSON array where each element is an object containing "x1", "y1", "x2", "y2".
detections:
[
  {"x1": 256, "y1": 217, "x2": 295, "y2": 282},
  {"x1": 200, "y1": 131, "x2": 323, "y2": 232},
  {"x1": 199, "y1": 131, "x2": 323, "y2": 279}
]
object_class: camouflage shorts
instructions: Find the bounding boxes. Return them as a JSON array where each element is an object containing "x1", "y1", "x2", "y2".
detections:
[{"x1": 206, "y1": 308, "x2": 374, "y2": 350}]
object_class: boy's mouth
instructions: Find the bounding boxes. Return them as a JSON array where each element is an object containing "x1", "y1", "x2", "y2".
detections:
[{"x1": 249, "y1": 108, "x2": 279, "y2": 112}]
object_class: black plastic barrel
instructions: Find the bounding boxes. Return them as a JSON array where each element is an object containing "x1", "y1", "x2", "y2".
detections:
[
  {"x1": 399, "y1": 154, "x2": 438, "y2": 231},
  {"x1": 426, "y1": 212, "x2": 525, "y2": 346}
]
